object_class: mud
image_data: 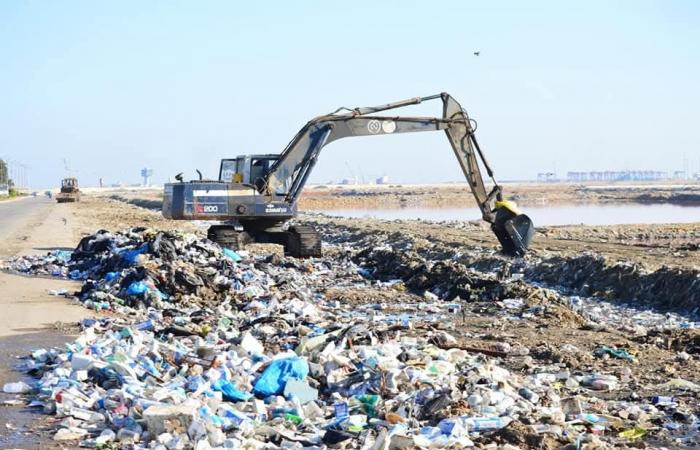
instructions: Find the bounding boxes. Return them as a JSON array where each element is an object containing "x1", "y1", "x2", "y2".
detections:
[{"x1": 0, "y1": 330, "x2": 80, "y2": 450}]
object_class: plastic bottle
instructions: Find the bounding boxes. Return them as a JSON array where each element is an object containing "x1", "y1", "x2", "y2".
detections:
[
  {"x1": 3, "y1": 381, "x2": 32, "y2": 394},
  {"x1": 652, "y1": 395, "x2": 675, "y2": 405},
  {"x1": 134, "y1": 319, "x2": 154, "y2": 331},
  {"x1": 467, "y1": 394, "x2": 482, "y2": 408},
  {"x1": 334, "y1": 401, "x2": 349, "y2": 418},
  {"x1": 518, "y1": 387, "x2": 540, "y2": 404},
  {"x1": 465, "y1": 416, "x2": 512, "y2": 431},
  {"x1": 67, "y1": 406, "x2": 105, "y2": 423}
]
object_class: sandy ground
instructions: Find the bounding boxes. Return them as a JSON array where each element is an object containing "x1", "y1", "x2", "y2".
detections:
[
  {"x1": 0, "y1": 198, "x2": 90, "y2": 339},
  {"x1": 0, "y1": 195, "x2": 197, "y2": 338},
  {"x1": 0, "y1": 198, "x2": 90, "y2": 448}
]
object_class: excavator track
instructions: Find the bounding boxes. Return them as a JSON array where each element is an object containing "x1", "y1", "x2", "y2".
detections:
[
  {"x1": 207, "y1": 226, "x2": 251, "y2": 251},
  {"x1": 285, "y1": 225, "x2": 322, "y2": 258}
]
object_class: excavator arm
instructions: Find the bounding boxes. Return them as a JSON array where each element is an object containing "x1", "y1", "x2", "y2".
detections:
[{"x1": 263, "y1": 93, "x2": 534, "y2": 256}]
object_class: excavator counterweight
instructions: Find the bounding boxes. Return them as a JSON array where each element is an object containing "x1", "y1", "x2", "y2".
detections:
[{"x1": 163, "y1": 93, "x2": 534, "y2": 257}]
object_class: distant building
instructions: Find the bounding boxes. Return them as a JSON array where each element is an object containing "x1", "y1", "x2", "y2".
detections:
[
  {"x1": 537, "y1": 172, "x2": 558, "y2": 182},
  {"x1": 566, "y1": 170, "x2": 667, "y2": 182},
  {"x1": 375, "y1": 175, "x2": 390, "y2": 185},
  {"x1": 141, "y1": 168, "x2": 153, "y2": 186}
]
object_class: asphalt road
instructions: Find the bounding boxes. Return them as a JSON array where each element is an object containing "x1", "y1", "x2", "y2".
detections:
[
  {"x1": 0, "y1": 195, "x2": 89, "y2": 448},
  {"x1": 0, "y1": 196, "x2": 52, "y2": 241}
]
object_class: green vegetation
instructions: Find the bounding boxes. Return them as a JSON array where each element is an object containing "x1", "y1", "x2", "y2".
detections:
[
  {"x1": 0, "y1": 159, "x2": 20, "y2": 200},
  {"x1": 0, "y1": 159, "x2": 8, "y2": 186}
]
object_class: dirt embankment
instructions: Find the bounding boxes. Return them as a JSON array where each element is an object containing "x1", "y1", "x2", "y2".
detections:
[
  {"x1": 305, "y1": 213, "x2": 700, "y2": 311},
  {"x1": 299, "y1": 182, "x2": 700, "y2": 209}
]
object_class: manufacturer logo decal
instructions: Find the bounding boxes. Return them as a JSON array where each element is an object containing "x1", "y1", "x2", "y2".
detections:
[
  {"x1": 265, "y1": 204, "x2": 288, "y2": 213},
  {"x1": 382, "y1": 120, "x2": 396, "y2": 133},
  {"x1": 195, "y1": 204, "x2": 219, "y2": 213},
  {"x1": 367, "y1": 120, "x2": 381, "y2": 134}
]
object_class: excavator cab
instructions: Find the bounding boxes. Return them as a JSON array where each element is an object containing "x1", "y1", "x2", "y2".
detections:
[{"x1": 219, "y1": 155, "x2": 279, "y2": 186}]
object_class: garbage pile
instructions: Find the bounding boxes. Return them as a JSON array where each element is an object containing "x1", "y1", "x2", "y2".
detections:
[
  {"x1": 1, "y1": 227, "x2": 699, "y2": 448},
  {"x1": 4, "y1": 228, "x2": 283, "y2": 310},
  {"x1": 526, "y1": 254, "x2": 700, "y2": 310}
]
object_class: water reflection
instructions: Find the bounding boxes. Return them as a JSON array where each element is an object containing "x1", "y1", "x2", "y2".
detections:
[{"x1": 313, "y1": 204, "x2": 700, "y2": 226}]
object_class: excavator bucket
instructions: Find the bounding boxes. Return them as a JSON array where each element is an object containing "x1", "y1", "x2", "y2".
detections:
[{"x1": 491, "y1": 202, "x2": 534, "y2": 256}]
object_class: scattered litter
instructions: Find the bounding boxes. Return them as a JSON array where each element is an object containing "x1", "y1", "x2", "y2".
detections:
[
  {"x1": 593, "y1": 345, "x2": 635, "y2": 361},
  {"x1": 3, "y1": 381, "x2": 32, "y2": 394},
  {"x1": 618, "y1": 426, "x2": 647, "y2": 440},
  {"x1": 1, "y1": 225, "x2": 698, "y2": 448}
]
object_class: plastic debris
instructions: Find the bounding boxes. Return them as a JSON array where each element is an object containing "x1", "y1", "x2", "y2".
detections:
[
  {"x1": 618, "y1": 427, "x2": 647, "y2": 440},
  {"x1": 283, "y1": 378, "x2": 318, "y2": 404},
  {"x1": 1, "y1": 225, "x2": 698, "y2": 449},
  {"x1": 253, "y1": 357, "x2": 309, "y2": 396},
  {"x1": 2, "y1": 381, "x2": 32, "y2": 394},
  {"x1": 658, "y1": 378, "x2": 700, "y2": 392},
  {"x1": 593, "y1": 345, "x2": 635, "y2": 361}
]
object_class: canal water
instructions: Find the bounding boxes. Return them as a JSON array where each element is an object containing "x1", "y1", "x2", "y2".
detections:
[{"x1": 313, "y1": 203, "x2": 700, "y2": 226}]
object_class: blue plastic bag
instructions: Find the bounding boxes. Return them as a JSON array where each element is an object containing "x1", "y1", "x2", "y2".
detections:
[
  {"x1": 126, "y1": 281, "x2": 150, "y2": 295},
  {"x1": 69, "y1": 269, "x2": 84, "y2": 280},
  {"x1": 213, "y1": 379, "x2": 252, "y2": 402},
  {"x1": 52, "y1": 250, "x2": 72, "y2": 262},
  {"x1": 104, "y1": 271, "x2": 119, "y2": 282},
  {"x1": 120, "y1": 245, "x2": 147, "y2": 265},
  {"x1": 222, "y1": 248, "x2": 242, "y2": 262},
  {"x1": 253, "y1": 357, "x2": 309, "y2": 396}
]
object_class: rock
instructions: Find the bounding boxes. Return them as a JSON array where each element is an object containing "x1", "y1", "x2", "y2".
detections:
[
  {"x1": 143, "y1": 404, "x2": 197, "y2": 435},
  {"x1": 53, "y1": 427, "x2": 88, "y2": 441},
  {"x1": 283, "y1": 378, "x2": 318, "y2": 405}
]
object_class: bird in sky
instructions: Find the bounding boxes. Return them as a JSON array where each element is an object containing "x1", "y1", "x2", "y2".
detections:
[{"x1": 473, "y1": 51, "x2": 480, "y2": 56}]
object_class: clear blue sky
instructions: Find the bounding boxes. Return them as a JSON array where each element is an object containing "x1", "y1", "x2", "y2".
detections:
[{"x1": 1, "y1": 1, "x2": 699, "y2": 188}]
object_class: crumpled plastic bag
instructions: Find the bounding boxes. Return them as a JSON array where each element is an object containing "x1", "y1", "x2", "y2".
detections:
[
  {"x1": 212, "y1": 379, "x2": 252, "y2": 402},
  {"x1": 253, "y1": 357, "x2": 309, "y2": 396},
  {"x1": 593, "y1": 346, "x2": 635, "y2": 362},
  {"x1": 120, "y1": 245, "x2": 148, "y2": 265},
  {"x1": 222, "y1": 248, "x2": 242, "y2": 262},
  {"x1": 126, "y1": 281, "x2": 151, "y2": 296}
]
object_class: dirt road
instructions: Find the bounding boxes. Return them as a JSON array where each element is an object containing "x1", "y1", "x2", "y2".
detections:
[
  {"x1": 0, "y1": 197, "x2": 90, "y2": 449},
  {"x1": 0, "y1": 197, "x2": 88, "y2": 336}
]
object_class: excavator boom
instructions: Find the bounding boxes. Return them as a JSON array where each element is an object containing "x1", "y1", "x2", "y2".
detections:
[
  {"x1": 263, "y1": 93, "x2": 533, "y2": 255},
  {"x1": 163, "y1": 93, "x2": 534, "y2": 257}
]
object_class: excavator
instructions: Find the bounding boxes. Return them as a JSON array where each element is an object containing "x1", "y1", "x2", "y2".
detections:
[{"x1": 162, "y1": 93, "x2": 534, "y2": 257}]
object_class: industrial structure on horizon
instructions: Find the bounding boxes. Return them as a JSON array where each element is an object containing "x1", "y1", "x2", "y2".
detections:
[
  {"x1": 141, "y1": 168, "x2": 153, "y2": 186},
  {"x1": 538, "y1": 170, "x2": 699, "y2": 183}
]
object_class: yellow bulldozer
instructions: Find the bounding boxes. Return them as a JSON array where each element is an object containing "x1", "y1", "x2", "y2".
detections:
[{"x1": 56, "y1": 177, "x2": 80, "y2": 203}]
